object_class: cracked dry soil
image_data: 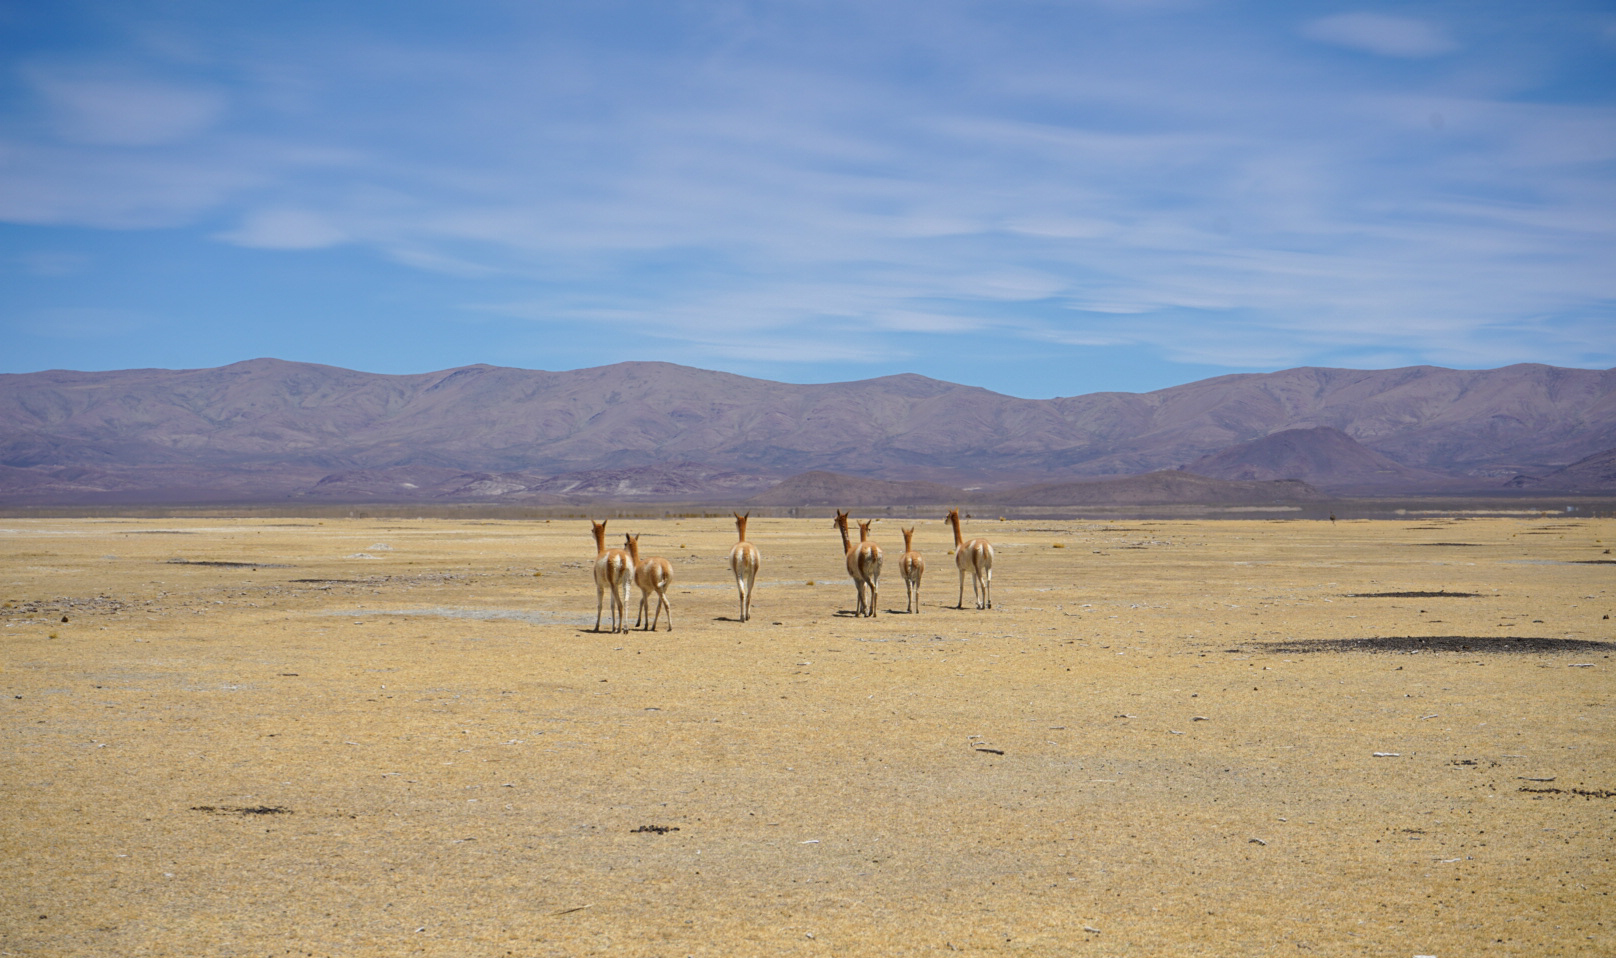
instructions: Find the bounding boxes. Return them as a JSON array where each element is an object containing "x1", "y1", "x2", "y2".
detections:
[{"x1": 2, "y1": 514, "x2": 1612, "y2": 956}]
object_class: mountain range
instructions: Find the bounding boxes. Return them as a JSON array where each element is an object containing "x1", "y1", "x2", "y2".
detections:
[
  {"x1": 1184, "y1": 426, "x2": 1456, "y2": 495},
  {"x1": 1, "y1": 358, "x2": 1612, "y2": 505}
]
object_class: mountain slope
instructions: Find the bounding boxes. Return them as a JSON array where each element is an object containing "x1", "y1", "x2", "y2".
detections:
[
  {"x1": 992, "y1": 470, "x2": 1325, "y2": 506},
  {"x1": 746, "y1": 471, "x2": 965, "y2": 507},
  {"x1": 1505, "y1": 447, "x2": 1616, "y2": 493},
  {"x1": 1184, "y1": 426, "x2": 1454, "y2": 492},
  {"x1": 1047, "y1": 364, "x2": 1616, "y2": 478},
  {"x1": 2, "y1": 359, "x2": 1613, "y2": 503}
]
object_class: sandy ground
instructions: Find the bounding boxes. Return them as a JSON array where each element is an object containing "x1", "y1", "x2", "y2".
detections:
[{"x1": 2, "y1": 513, "x2": 1612, "y2": 957}]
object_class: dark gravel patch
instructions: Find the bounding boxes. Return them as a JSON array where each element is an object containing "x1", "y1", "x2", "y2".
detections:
[
  {"x1": 1345, "y1": 591, "x2": 1480, "y2": 598},
  {"x1": 1257, "y1": 635, "x2": 1616, "y2": 654},
  {"x1": 1518, "y1": 786, "x2": 1616, "y2": 799},
  {"x1": 166, "y1": 559, "x2": 293, "y2": 568}
]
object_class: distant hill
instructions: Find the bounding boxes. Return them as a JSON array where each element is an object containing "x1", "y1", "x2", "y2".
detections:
[
  {"x1": 1504, "y1": 447, "x2": 1616, "y2": 493},
  {"x1": 288, "y1": 462, "x2": 776, "y2": 502},
  {"x1": 301, "y1": 468, "x2": 571, "y2": 503},
  {"x1": 1, "y1": 358, "x2": 1613, "y2": 504},
  {"x1": 744, "y1": 468, "x2": 1321, "y2": 508},
  {"x1": 747, "y1": 471, "x2": 964, "y2": 506},
  {"x1": 1184, "y1": 426, "x2": 1454, "y2": 493},
  {"x1": 990, "y1": 470, "x2": 1325, "y2": 507},
  {"x1": 528, "y1": 463, "x2": 777, "y2": 500}
]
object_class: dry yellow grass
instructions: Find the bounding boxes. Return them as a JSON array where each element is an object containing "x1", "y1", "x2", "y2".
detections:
[{"x1": 2, "y1": 513, "x2": 1612, "y2": 956}]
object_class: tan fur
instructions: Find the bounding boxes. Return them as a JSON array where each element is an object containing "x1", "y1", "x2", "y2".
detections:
[
  {"x1": 833, "y1": 510, "x2": 883, "y2": 617},
  {"x1": 590, "y1": 519, "x2": 632, "y2": 633},
  {"x1": 945, "y1": 508, "x2": 993, "y2": 610},
  {"x1": 899, "y1": 526, "x2": 925, "y2": 614},
  {"x1": 727, "y1": 512, "x2": 760, "y2": 623},
  {"x1": 623, "y1": 534, "x2": 674, "y2": 631}
]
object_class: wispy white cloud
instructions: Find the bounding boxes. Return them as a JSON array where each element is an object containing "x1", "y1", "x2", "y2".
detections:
[
  {"x1": 216, "y1": 208, "x2": 349, "y2": 249},
  {"x1": 22, "y1": 63, "x2": 227, "y2": 145},
  {"x1": 1301, "y1": 13, "x2": 1458, "y2": 59},
  {"x1": 23, "y1": 306, "x2": 150, "y2": 339},
  {"x1": 0, "y1": 0, "x2": 1610, "y2": 392},
  {"x1": 0, "y1": 139, "x2": 265, "y2": 227},
  {"x1": 16, "y1": 250, "x2": 89, "y2": 277}
]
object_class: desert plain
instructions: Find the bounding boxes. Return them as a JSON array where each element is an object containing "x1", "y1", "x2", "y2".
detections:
[{"x1": 1, "y1": 511, "x2": 1612, "y2": 957}]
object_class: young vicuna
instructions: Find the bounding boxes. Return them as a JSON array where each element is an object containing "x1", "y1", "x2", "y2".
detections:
[
  {"x1": 624, "y1": 533, "x2": 673, "y2": 631},
  {"x1": 899, "y1": 526, "x2": 925, "y2": 614},
  {"x1": 832, "y1": 510, "x2": 883, "y2": 616},
  {"x1": 728, "y1": 512, "x2": 760, "y2": 622},
  {"x1": 944, "y1": 508, "x2": 993, "y2": 609},
  {"x1": 590, "y1": 519, "x2": 632, "y2": 633}
]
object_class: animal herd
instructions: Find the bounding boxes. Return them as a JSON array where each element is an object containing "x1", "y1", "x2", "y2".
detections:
[{"x1": 589, "y1": 510, "x2": 993, "y2": 632}]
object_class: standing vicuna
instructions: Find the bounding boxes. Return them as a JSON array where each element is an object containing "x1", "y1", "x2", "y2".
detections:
[
  {"x1": 899, "y1": 526, "x2": 925, "y2": 614},
  {"x1": 833, "y1": 510, "x2": 883, "y2": 616},
  {"x1": 944, "y1": 508, "x2": 993, "y2": 609},
  {"x1": 623, "y1": 533, "x2": 673, "y2": 631},
  {"x1": 728, "y1": 512, "x2": 760, "y2": 623},
  {"x1": 591, "y1": 519, "x2": 633, "y2": 633}
]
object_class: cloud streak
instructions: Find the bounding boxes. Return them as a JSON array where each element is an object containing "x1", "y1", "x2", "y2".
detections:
[
  {"x1": 23, "y1": 64, "x2": 227, "y2": 145},
  {"x1": 0, "y1": 0, "x2": 1611, "y2": 396},
  {"x1": 1301, "y1": 14, "x2": 1459, "y2": 59}
]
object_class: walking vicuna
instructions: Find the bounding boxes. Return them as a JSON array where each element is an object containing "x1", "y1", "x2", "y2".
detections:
[
  {"x1": 590, "y1": 520, "x2": 632, "y2": 633},
  {"x1": 624, "y1": 533, "x2": 673, "y2": 631},
  {"x1": 728, "y1": 512, "x2": 760, "y2": 622},
  {"x1": 899, "y1": 526, "x2": 924, "y2": 613},
  {"x1": 833, "y1": 510, "x2": 883, "y2": 616},
  {"x1": 944, "y1": 508, "x2": 993, "y2": 609}
]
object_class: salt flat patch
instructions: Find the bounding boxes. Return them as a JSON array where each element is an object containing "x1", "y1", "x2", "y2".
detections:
[
  {"x1": 676, "y1": 580, "x2": 813, "y2": 589},
  {"x1": 1502, "y1": 559, "x2": 1597, "y2": 565},
  {"x1": 0, "y1": 525, "x2": 258, "y2": 536},
  {"x1": 166, "y1": 558, "x2": 294, "y2": 568},
  {"x1": 0, "y1": 527, "x2": 158, "y2": 537},
  {"x1": 322, "y1": 606, "x2": 593, "y2": 626},
  {"x1": 7, "y1": 514, "x2": 1612, "y2": 958}
]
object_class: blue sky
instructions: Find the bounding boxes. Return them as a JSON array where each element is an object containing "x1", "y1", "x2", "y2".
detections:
[{"x1": 2, "y1": 0, "x2": 1612, "y2": 398}]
